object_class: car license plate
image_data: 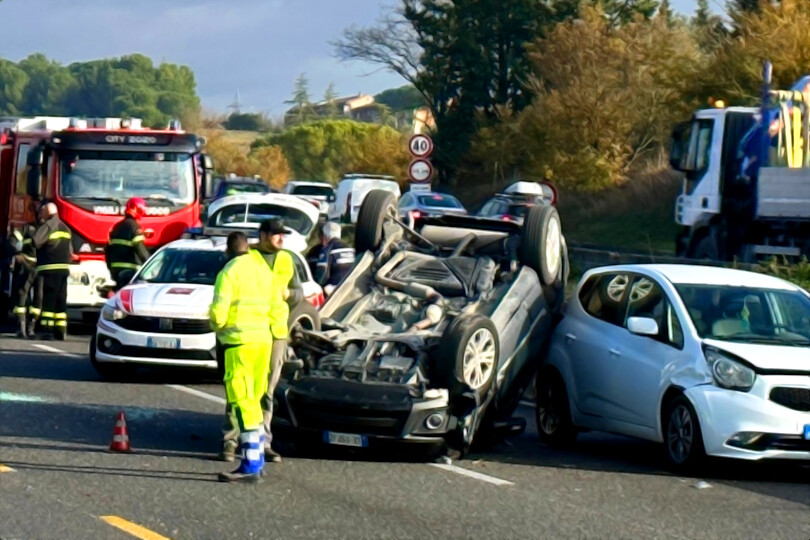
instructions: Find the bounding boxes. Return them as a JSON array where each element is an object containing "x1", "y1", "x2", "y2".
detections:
[
  {"x1": 323, "y1": 431, "x2": 367, "y2": 448},
  {"x1": 804, "y1": 424, "x2": 810, "y2": 441},
  {"x1": 147, "y1": 337, "x2": 181, "y2": 349}
]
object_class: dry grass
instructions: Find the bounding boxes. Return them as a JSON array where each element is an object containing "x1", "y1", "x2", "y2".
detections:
[{"x1": 201, "y1": 129, "x2": 262, "y2": 154}]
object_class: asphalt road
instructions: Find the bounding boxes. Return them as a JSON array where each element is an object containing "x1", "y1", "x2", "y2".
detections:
[{"x1": 1, "y1": 326, "x2": 809, "y2": 540}]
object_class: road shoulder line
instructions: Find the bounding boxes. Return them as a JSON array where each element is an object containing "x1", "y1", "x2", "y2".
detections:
[
  {"x1": 32, "y1": 344, "x2": 82, "y2": 358},
  {"x1": 165, "y1": 384, "x2": 226, "y2": 405},
  {"x1": 429, "y1": 462, "x2": 514, "y2": 486},
  {"x1": 100, "y1": 515, "x2": 171, "y2": 540}
]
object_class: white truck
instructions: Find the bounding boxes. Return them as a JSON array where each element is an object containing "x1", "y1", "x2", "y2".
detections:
[{"x1": 670, "y1": 61, "x2": 810, "y2": 262}]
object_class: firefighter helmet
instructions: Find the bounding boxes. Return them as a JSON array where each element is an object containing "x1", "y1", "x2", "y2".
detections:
[{"x1": 125, "y1": 197, "x2": 147, "y2": 220}]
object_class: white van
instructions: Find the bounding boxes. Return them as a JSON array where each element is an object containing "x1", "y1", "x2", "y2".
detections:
[{"x1": 328, "y1": 174, "x2": 401, "y2": 223}]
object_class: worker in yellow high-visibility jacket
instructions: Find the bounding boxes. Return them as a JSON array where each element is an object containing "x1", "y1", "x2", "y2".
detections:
[{"x1": 209, "y1": 226, "x2": 278, "y2": 484}]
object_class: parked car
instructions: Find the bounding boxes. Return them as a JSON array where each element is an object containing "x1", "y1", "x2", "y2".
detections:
[
  {"x1": 273, "y1": 189, "x2": 569, "y2": 457},
  {"x1": 200, "y1": 193, "x2": 319, "y2": 253},
  {"x1": 477, "y1": 182, "x2": 557, "y2": 225},
  {"x1": 90, "y1": 237, "x2": 324, "y2": 380},
  {"x1": 327, "y1": 174, "x2": 401, "y2": 224},
  {"x1": 282, "y1": 181, "x2": 336, "y2": 219},
  {"x1": 398, "y1": 191, "x2": 467, "y2": 221},
  {"x1": 537, "y1": 264, "x2": 810, "y2": 471}
]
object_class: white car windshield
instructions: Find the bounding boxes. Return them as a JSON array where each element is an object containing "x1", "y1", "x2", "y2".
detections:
[
  {"x1": 59, "y1": 150, "x2": 195, "y2": 206},
  {"x1": 675, "y1": 284, "x2": 810, "y2": 345},
  {"x1": 137, "y1": 249, "x2": 228, "y2": 286},
  {"x1": 208, "y1": 203, "x2": 315, "y2": 235}
]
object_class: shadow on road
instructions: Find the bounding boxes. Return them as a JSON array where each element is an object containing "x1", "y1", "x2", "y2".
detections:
[{"x1": 1, "y1": 460, "x2": 219, "y2": 483}]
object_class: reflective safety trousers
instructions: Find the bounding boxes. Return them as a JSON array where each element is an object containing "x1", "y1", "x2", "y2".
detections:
[
  {"x1": 223, "y1": 341, "x2": 271, "y2": 431},
  {"x1": 209, "y1": 249, "x2": 276, "y2": 345}
]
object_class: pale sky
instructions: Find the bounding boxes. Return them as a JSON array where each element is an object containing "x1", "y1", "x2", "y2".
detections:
[{"x1": 0, "y1": 0, "x2": 709, "y2": 118}]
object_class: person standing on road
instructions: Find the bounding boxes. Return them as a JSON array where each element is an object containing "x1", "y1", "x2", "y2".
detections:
[
  {"x1": 32, "y1": 202, "x2": 73, "y2": 341},
  {"x1": 312, "y1": 221, "x2": 355, "y2": 296},
  {"x1": 217, "y1": 231, "x2": 250, "y2": 463},
  {"x1": 106, "y1": 197, "x2": 151, "y2": 291},
  {"x1": 209, "y1": 228, "x2": 276, "y2": 483},
  {"x1": 10, "y1": 209, "x2": 41, "y2": 338},
  {"x1": 256, "y1": 218, "x2": 303, "y2": 464}
]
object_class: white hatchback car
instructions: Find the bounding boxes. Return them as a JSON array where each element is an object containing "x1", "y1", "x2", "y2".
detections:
[
  {"x1": 537, "y1": 264, "x2": 810, "y2": 470},
  {"x1": 203, "y1": 193, "x2": 319, "y2": 253},
  {"x1": 91, "y1": 237, "x2": 324, "y2": 380}
]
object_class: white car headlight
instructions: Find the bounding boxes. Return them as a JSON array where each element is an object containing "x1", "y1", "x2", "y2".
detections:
[
  {"x1": 101, "y1": 304, "x2": 127, "y2": 322},
  {"x1": 704, "y1": 347, "x2": 755, "y2": 392}
]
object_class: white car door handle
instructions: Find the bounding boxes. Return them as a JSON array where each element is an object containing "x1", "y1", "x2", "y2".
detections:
[
  {"x1": 609, "y1": 348, "x2": 621, "y2": 356},
  {"x1": 565, "y1": 333, "x2": 577, "y2": 342}
]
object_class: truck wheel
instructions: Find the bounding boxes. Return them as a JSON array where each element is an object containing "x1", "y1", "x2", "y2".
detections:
[
  {"x1": 434, "y1": 314, "x2": 499, "y2": 400},
  {"x1": 691, "y1": 235, "x2": 718, "y2": 261},
  {"x1": 355, "y1": 190, "x2": 398, "y2": 254},
  {"x1": 520, "y1": 205, "x2": 563, "y2": 286}
]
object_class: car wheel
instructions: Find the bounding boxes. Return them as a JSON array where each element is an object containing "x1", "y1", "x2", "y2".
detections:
[
  {"x1": 89, "y1": 333, "x2": 135, "y2": 382},
  {"x1": 535, "y1": 368, "x2": 577, "y2": 446},
  {"x1": 520, "y1": 205, "x2": 563, "y2": 286},
  {"x1": 663, "y1": 394, "x2": 705, "y2": 473},
  {"x1": 288, "y1": 301, "x2": 321, "y2": 337},
  {"x1": 355, "y1": 190, "x2": 398, "y2": 254},
  {"x1": 435, "y1": 315, "x2": 499, "y2": 400}
]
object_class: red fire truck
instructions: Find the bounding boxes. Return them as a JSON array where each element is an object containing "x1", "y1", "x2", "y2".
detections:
[{"x1": 0, "y1": 116, "x2": 215, "y2": 321}]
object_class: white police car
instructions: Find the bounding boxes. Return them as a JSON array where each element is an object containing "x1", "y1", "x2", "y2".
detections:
[{"x1": 90, "y1": 236, "x2": 324, "y2": 380}]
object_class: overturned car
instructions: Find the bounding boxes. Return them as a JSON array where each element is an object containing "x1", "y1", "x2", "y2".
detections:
[{"x1": 273, "y1": 190, "x2": 569, "y2": 457}]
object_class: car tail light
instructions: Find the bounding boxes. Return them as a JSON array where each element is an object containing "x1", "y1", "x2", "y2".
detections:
[
  {"x1": 410, "y1": 210, "x2": 422, "y2": 219},
  {"x1": 306, "y1": 291, "x2": 325, "y2": 308},
  {"x1": 500, "y1": 215, "x2": 512, "y2": 222}
]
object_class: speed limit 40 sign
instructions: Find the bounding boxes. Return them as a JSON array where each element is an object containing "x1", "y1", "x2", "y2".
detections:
[{"x1": 409, "y1": 134, "x2": 433, "y2": 158}]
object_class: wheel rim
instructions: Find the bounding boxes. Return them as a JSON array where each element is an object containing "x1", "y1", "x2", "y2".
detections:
[
  {"x1": 667, "y1": 404, "x2": 694, "y2": 464},
  {"x1": 537, "y1": 380, "x2": 560, "y2": 435},
  {"x1": 462, "y1": 328, "x2": 496, "y2": 390},
  {"x1": 544, "y1": 216, "x2": 562, "y2": 278},
  {"x1": 630, "y1": 278, "x2": 653, "y2": 303},
  {"x1": 606, "y1": 275, "x2": 629, "y2": 302}
]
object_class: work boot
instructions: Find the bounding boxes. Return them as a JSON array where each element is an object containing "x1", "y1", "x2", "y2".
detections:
[
  {"x1": 264, "y1": 445, "x2": 282, "y2": 463},
  {"x1": 26, "y1": 318, "x2": 37, "y2": 339},
  {"x1": 54, "y1": 326, "x2": 67, "y2": 341},
  {"x1": 218, "y1": 440, "x2": 238, "y2": 462},
  {"x1": 16, "y1": 314, "x2": 27, "y2": 338},
  {"x1": 218, "y1": 430, "x2": 263, "y2": 483}
]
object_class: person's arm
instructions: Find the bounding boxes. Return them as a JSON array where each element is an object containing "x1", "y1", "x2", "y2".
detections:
[
  {"x1": 32, "y1": 221, "x2": 50, "y2": 250},
  {"x1": 209, "y1": 269, "x2": 233, "y2": 332},
  {"x1": 281, "y1": 251, "x2": 303, "y2": 305},
  {"x1": 313, "y1": 247, "x2": 330, "y2": 286},
  {"x1": 133, "y1": 228, "x2": 151, "y2": 263}
]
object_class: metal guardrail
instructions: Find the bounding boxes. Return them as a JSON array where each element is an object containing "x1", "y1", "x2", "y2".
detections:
[{"x1": 566, "y1": 243, "x2": 760, "y2": 274}]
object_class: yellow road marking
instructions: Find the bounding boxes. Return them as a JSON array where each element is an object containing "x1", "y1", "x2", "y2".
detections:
[
  {"x1": 0, "y1": 464, "x2": 14, "y2": 473},
  {"x1": 100, "y1": 516, "x2": 171, "y2": 540}
]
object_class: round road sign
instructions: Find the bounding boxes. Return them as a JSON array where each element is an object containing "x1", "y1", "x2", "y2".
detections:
[
  {"x1": 409, "y1": 134, "x2": 433, "y2": 158},
  {"x1": 408, "y1": 159, "x2": 433, "y2": 183}
]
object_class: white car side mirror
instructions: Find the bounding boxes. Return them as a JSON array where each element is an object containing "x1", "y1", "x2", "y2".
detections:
[{"x1": 627, "y1": 317, "x2": 659, "y2": 336}]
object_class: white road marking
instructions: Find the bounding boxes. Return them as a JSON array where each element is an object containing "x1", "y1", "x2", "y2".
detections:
[
  {"x1": 165, "y1": 384, "x2": 226, "y2": 405},
  {"x1": 429, "y1": 462, "x2": 514, "y2": 486},
  {"x1": 32, "y1": 344, "x2": 81, "y2": 358}
]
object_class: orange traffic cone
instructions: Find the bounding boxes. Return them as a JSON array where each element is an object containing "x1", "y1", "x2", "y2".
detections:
[{"x1": 109, "y1": 411, "x2": 132, "y2": 452}]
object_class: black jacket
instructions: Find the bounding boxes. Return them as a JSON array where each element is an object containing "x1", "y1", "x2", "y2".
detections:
[
  {"x1": 313, "y1": 238, "x2": 355, "y2": 287},
  {"x1": 106, "y1": 216, "x2": 151, "y2": 273},
  {"x1": 33, "y1": 216, "x2": 73, "y2": 272}
]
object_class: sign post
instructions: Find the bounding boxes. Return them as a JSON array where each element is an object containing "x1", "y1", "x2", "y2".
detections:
[{"x1": 408, "y1": 133, "x2": 433, "y2": 193}]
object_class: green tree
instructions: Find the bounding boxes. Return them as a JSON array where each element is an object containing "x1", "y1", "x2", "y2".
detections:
[
  {"x1": 285, "y1": 73, "x2": 313, "y2": 124},
  {"x1": 322, "y1": 82, "x2": 340, "y2": 117},
  {"x1": 223, "y1": 112, "x2": 271, "y2": 131},
  {"x1": 18, "y1": 53, "x2": 77, "y2": 116},
  {"x1": 335, "y1": 0, "x2": 552, "y2": 186},
  {"x1": 0, "y1": 59, "x2": 29, "y2": 115},
  {"x1": 465, "y1": 5, "x2": 703, "y2": 191},
  {"x1": 253, "y1": 118, "x2": 409, "y2": 182},
  {"x1": 374, "y1": 85, "x2": 425, "y2": 111}
]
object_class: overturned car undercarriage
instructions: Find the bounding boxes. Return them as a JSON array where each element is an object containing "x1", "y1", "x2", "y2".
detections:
[{"x1": 273, "y1": 190, "x2": 569, "y2": 458}]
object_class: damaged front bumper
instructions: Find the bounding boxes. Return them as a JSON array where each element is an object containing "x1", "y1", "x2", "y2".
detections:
[{"x1": 272, "y1": 376, "x2": 455, "y2": 452}]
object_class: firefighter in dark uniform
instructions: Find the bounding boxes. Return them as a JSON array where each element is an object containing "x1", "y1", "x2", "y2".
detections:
[
  {"x1": 106, "y1": 197, "x2": 151, "y2": 291},
  {"x1": 11, "y1": 214, "x2": 42, "y2": 338},
  {"x1": 32, "y1": 202, "x2": 73, "y2": 341}
]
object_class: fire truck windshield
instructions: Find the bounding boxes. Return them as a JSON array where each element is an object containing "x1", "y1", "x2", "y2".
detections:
[{"x1": 59, "y1": 150, "x2": 195, "y2": 207}]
